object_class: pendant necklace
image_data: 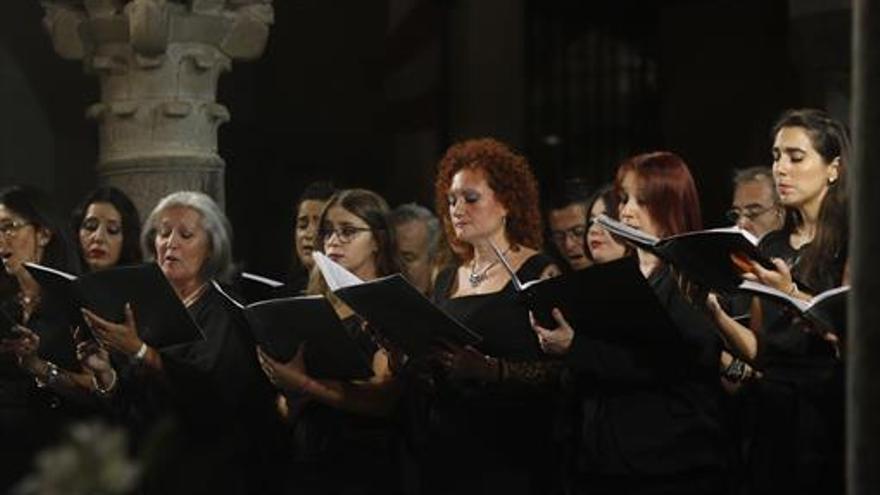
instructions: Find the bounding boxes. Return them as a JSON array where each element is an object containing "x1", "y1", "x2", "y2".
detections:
[{"x1": 468, "y1": 247, "x2": 510, "y2": 287}]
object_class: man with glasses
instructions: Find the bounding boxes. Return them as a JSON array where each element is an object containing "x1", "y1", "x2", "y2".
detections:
[
  {"x1": 546, "y1": 179, "x2": 593, "y2": 271},
  {"x1": 727, "y1": 166, "x2": 784, "y2": 238},
  {"x1": 390, "y1": 203, "x2": 440, "y2": 296}
]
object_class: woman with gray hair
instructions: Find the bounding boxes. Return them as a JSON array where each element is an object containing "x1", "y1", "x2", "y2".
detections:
[{"x1": 80, "y1": 191, "x2": 284, "y2": 494}]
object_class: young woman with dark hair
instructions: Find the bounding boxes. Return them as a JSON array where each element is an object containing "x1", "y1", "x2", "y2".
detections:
[
  {"x1": 708, "y1": 108, "x2": 849, "y2": 494},
  {"x1": 258, "y1": 188, "x2": 405, "y2": 495},
  {"x1": 71, "y1": 186, "x2": 142, "y2": 272},
  {"x1": 0, "y1": 185, "x2": 93, "y2": 491},
  {"x1": 533, "y1": 152, "x2": 728, "y2": 495},
  {"x1": 583, "y1": 183, "x2": 627, "y2": 264},
  {"x1": 288, "y1": 180, "x2": 337, "y2": 294}
]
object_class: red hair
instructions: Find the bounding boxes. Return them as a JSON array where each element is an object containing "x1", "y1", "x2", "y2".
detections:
[
  {"x1": 434, "y1": 138, "x2": 543, "y2": 260},
  {"x1": 614, "y1": 151, "x2": 702, "y2": 237}
]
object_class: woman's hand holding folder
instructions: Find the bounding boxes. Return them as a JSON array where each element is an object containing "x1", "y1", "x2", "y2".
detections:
[
  {"x1": 0, "y1": 324, "x2": 41, "y2": 372},
  {"x1": 529, "y1": 308, "x2": 574, "y2": 355},
  {"x1": 81, "y1": 303, "x2": 143, "y2": 358},
  {"x1": 733, "y1": 253, "x2": 809, "y2": 301},
  {"x1": 257, "y1": 344, "x2": 317, "y2": 394},
  {"x1": 433, "y1": 341, "x2": 500, "y2": 383},
  {"x1": 729, "y1": 254, "x2": 840, "y2": 351}
]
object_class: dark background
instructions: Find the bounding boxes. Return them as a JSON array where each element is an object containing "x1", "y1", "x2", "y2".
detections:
[{"x1": 0, "y1": 0, "x2": 852, "y2": 278}]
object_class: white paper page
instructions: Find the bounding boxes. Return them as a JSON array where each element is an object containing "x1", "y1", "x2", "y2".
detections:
[{"x1": 313, "y1": 252, "x2": 365, "y2": 291}]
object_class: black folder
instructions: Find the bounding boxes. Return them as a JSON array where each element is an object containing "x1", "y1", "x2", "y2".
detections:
[
  {"x1": 312, "y1": 252, "x2": 482, "y2": 358},
  {"x1": 212, "y1": 283, "x2": 373, "y2": 380},
  {"x1": 235, "y1": 271, "x2": 288, "y2": 304},
  {"x1": 506, "y1": 255, "x2": 680, "y2": 344},
  {"x1": 595, "y1": 214, "x2": 776, "y2": 291},
  {"x1": 25, "y1": 262, "x2": 205, "y2": 350},
  {"x1": 333, "y1": 274, "x2": 483, "y2": 358}
]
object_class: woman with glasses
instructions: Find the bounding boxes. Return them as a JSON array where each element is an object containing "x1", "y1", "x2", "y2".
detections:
[
  {"x1": 257, "y1": 188, "x2": 404, "y2": 495},
  {"x1": 0, "y1": 185, "x2": 92, "y2": 491},
  {"x1": 707, "y1": 109, "x2": 849, "y2": 494}
]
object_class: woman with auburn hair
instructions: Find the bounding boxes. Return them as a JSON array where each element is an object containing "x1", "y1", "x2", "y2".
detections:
[
  {"x1": 533, "y1": 152, "x2": 728, "y2": 495},
  {"x1": 707, "y1": 108, "x2": 848, "y2": 494},
  {"x1": 416, "y1": 137, "x2": 563, "y2": 495}
]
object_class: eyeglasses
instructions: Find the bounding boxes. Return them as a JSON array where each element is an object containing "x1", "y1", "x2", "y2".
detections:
[
  {"x1": 725, "y1": 205, "x2": 777, "y2": 223},
  {"x1": 0, "y1": 220, "x2": 31, "y2": 239},
  {"x1": 318, "y1": 225, "x2": 372, "y2": 244},
  {"x1": 550, "y1": 225, "x2": 587, "y2": 244}
]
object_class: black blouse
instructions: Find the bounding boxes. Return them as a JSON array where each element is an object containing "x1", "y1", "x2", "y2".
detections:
[
  {"x1": 755, "y1": 229, "x2": 844, "y2": 379},
  {"x1": 418, "y1": 253, "x2": 563, "y2": 494},
  {"x1": 127, "y1": 284, "x2": 286, "y2": 495},
  {"x1": 0, "y1": 292, "x2": 93, "y2": 491},
  {"x1": 567, "y1": 262, "x2": 726, "y2": 478},
  {"x1": 287, "y1": 315, "x2": 402, "y2": 495},
  {"x1": 748, "y1": 229, "x2": 845, "y2": 494}
]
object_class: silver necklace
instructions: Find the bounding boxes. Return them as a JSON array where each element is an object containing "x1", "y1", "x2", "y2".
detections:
[{"x1": 468, "y1": 247, "x2": 510, "y2": 287}]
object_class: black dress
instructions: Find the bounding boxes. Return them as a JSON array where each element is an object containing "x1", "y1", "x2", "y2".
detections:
[
  {"x1": 418, "y1": 253, "x2": 563, "y2": 495},
  {"x1": 128, "y1": 283, "x2": 286, "y2": 495},
  {"x1": 568, "y1": 262, "x2": 727, "y2": 495},
  {"x1": 286, "y1": 314, "x2": 402, "y2": 495},
  {"x1": 748, "y1": 230, "x2": 845, "y2": 495},
  {"x1": 0, "y1": 292, "x2": 96, "y2": 491}
]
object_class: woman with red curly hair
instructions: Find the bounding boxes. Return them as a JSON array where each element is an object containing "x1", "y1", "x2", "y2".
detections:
[{"x1": 413, "y1": 138, "x2": 563, "y2": 495}]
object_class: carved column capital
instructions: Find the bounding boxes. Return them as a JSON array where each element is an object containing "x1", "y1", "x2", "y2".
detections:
[{"x1": 38, "y1": 0, "x2": 274, "y2": 214}]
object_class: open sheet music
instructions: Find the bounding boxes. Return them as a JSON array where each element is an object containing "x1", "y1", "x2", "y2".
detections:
[
  {"x1": 313, "y1": 252, "x2": 481, "y2": 357},
  {"x1": 737, "y1": 280, "x2": 848, "y2": 335},
  {"x1": 212, "y1": 281, "x2": 373, "y2": 379},
  {"x1": 25, "y1": 262, "x2": 205, "y2": 350},
  {"x1": 594, "y1": 214, "x2": 774, "y2": 290}
]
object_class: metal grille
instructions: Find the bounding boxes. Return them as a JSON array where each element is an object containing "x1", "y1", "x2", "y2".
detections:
[{"x1": 526, "y1": 1, "x2": 662, "y2": 193}]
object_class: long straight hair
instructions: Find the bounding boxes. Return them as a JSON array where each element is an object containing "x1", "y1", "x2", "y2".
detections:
[
  {"x1": 306, "y1": 189, "x2": 401, "y2": 297},
  {"x1": 772, "y1": 108, "x2": 849, "y2": 289}
]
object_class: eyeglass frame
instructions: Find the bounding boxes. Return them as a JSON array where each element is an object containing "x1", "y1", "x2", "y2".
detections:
[
  {"x1": 317, "y1": 225, "x2": 373, "y2": 244},
  {"x1": 550, "y1": 224, "x2": 588, "y2": 244},
  {"x1": 0, "y1": 219, "x2": 33, "y2": 239},
  {"x1": 724, "y1": 204, "x2": 779, "y2": 223}
]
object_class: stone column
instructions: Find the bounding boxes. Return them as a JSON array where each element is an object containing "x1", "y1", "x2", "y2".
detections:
[
  {"x1": 39, "y1": 0, "x2": 273, "y2": 216},
  {"x1": 850, "y1": 2, "x2": 880, "y2": 493}
]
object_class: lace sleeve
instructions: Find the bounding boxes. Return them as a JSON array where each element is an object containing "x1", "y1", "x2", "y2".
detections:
[{"x1": 499, "y1": 358, "x2": 565, "y2": 387}]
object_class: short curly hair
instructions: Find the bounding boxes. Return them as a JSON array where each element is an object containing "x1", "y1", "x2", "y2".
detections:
[{"x1": 434, "y1": 137, "x2": 543, "y2": 260}]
